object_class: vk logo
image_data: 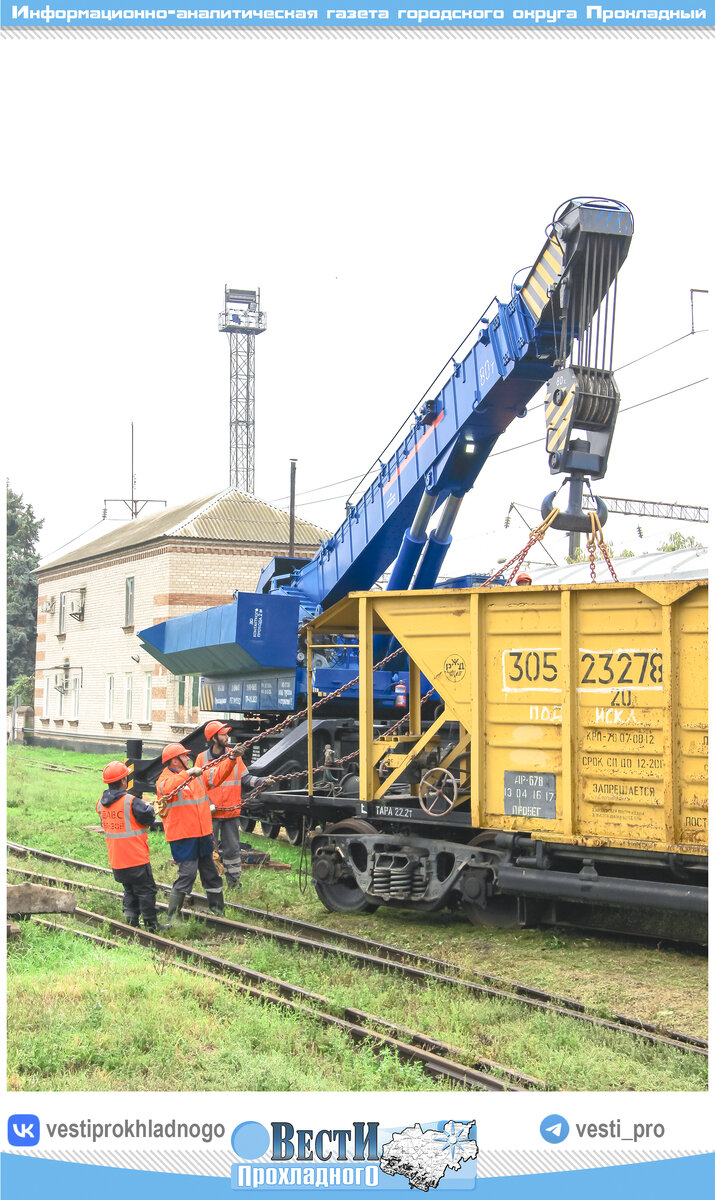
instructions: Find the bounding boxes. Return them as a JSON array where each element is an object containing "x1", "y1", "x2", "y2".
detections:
[
  {"x1": 540, "y1": 1115, "x2": 569, "y2": 1144},
  {"x1": 8, "y1": 1114, "x2": 40, "y2": 1146}
]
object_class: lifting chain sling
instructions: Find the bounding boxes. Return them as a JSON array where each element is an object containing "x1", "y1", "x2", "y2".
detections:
[
  {"x1": 152, "y1": 644, "x2": 408, "y2": 817},
  {"x1": 481, "y1": 507, "x2": 561, "y2": 588},
  {"x1": 155, "y1": 503, "x2": 618, "y2": 825},
  {"x1": 587, "y1": 510, "x2": 620, "y2": 583}
]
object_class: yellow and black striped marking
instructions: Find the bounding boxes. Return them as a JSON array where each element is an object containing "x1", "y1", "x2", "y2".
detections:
[
  {"x1": 520, "y1": 236, "x2": 564, "y2": 320},
  {"x1": 545, "y1": 383, "x2": 577, "y2": 454}
]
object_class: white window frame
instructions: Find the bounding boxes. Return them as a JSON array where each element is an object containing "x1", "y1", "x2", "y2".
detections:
[
  {"x1": 56, "y1": 673, "x2": 64, "y2": 718},
  {"x1": 124, "y1": 674, "x2": 133, "y2": 722},
  {"x1": 144, "y1": 672, "x2": 153, "y2": 722},
  {"x1": 71, "y1": 674, "x2": 80, "y2": 720},
  {"x1": 42, "y1": 676, "x2": 50, "y2": 718},
  {"x1": 58, "y1": 592, "x2": 67, "y2": 635},
  {"x1": 125, "y1": 577, "x2": 135, "y2": 626},
  {"x1": 105, "y1": 674, "x2": 115, "y2": 721}
]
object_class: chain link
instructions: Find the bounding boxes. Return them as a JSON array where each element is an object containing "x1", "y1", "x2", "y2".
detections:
[
  {"x1": 155, "y1": 503, "x2": 617, "y2": 818},
  {"x1": 587, "y1": 511, "x2": 620, "y2": 584},
  {"x1": 153, "y1": 645, "x2": 407, "y2": 811},
  {"x1": 481, "y1": 508, "x2": 561, "y2": 589},
  {"x1": 249, "y1": 686, "x2": 437, "y2": 797}
]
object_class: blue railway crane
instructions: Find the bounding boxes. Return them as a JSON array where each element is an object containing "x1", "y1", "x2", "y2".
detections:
[{"x1": 138, "y1": 198, "x2": 633, "y2": 719}]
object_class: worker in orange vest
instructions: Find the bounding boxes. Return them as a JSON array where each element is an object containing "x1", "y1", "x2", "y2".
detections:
[
  {"x1": 195, "y1": 721, "x2": 273, "y2": 889},
  {"x1": 97, "y1": 760, "x2": 165, "y2": 931},
  {"x1": 156, "y1": 740, "x2": 240, "y2": 923}
]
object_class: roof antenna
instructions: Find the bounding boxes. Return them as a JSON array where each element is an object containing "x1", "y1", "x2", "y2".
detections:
[{"x1": 104, "y1": 421, "x2": 167, "y2": 519}]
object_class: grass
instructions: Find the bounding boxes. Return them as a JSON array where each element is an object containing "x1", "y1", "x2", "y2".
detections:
[
  {"x1": 6, "y1": 744, "x2": 709, "y2": 1092},
  {"x1": 7, "y1": 922, "x2": 441, "y2": 1092}
]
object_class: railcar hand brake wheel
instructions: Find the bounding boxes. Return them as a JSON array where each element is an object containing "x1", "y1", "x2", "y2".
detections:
[{"x1": 418, "y1": 767, "x2": 458, "y2": 817}]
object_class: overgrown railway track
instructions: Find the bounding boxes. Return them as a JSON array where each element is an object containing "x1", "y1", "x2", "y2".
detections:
[
  {"x1": 29, "y1": 910, "x2": 532, "y2": 1092},
  {"x1": 8, "y1": 841, "x2": 707, "y2": 1059}
]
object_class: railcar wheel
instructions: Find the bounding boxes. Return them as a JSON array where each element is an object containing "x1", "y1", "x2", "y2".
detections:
[
  {"x1": 238, "y1": 817, "x2": 256, "y2": 833},
  {"x1": 313, "y1": 819, "x2": 379, "y2": 914},
  {"x1": 462, "y1": 895, "x2": 521, "y2": 928},
  {"x1": 260, "y1": 822, "x2": 281, "y2": 839},
  {"x1": 284, "y1": 823, "x2": 302, "y2": 845}
]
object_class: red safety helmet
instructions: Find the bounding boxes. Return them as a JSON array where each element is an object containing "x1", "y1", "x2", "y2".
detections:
[
  {"x1": 103, "y1": 760, "x2": 129, "y2": 784},
  {"x1": 205, "y1": 720, "x2": 231, "y2": 743},
  {"x1": 515, "y1": 573, "x2": 532, "y2": 586},
  {"x1": 162, "y1": 742, "x2": 190, "y2": 764}
]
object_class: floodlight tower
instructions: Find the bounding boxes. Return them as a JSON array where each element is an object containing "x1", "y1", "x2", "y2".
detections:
[{"x1": 218, "y1": 287, "x2": 267, "y2": 493}]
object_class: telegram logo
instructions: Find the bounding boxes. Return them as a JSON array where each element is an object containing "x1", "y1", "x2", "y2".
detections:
[{"x1": 540, "y1": 1115, "x2": 570, "y2": 1144}]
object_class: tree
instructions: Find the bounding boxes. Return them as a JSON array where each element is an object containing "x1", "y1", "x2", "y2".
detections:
[
  {"x1": 658, "y1": 531, "x2": 704, "y2": 553},
  {"x1": 566, "y1": 541, "x2": 635, "y2": 565},
  {"x1": 7, "y1": 483, "x2": 43, "y2": 701}
]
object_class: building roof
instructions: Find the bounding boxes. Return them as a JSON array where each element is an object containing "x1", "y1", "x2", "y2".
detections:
[
  {"x1": 526, "y1": 546, "x2": 708, "y2": 585},
  {"x1": 39, "y1": 488, "x2": 331, "y2": 572}
]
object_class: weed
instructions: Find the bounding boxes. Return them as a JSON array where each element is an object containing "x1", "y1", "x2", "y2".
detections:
[{"x1": 6, "y1": 745, "x2": 709, "y2": 1091}]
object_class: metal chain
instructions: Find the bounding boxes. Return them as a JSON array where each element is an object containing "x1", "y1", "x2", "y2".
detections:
[
  {"x1": 249, "y1": 686, "x2": 437, "y2": 797},
  {"x1": 587, "y1": 511, "x2": 619, "y2": 584},
  {"x1": 481, "y1": 508, "x2": 561, "y2": 588},
  {"x1": 153, "y1": 645, "x2": 406, "y2": 812},
  {"x1": 587, "y1": 530, "x2": 597, "y2": 583}
]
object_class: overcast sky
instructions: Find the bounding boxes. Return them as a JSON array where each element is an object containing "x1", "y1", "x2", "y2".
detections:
[{"x1": 2, "y1": 33, "x2": 711, "y2": 580}]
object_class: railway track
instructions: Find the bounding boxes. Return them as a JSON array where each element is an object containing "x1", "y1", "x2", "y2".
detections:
[
  {"x1": 7, "y1": 842, "x2": 707, "y2": 1058},
  {"x1": 29, "y1": 911, "x2": 532, "y2": 1092}
]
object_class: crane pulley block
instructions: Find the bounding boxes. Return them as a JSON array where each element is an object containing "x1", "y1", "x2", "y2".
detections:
[{"x1": 544, "y1": 366, "x2": 620, "y2": 479}]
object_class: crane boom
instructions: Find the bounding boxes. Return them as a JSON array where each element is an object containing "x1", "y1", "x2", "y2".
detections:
[{"x1": 139, "y1": 197, "x2": 633, "y2": 712}]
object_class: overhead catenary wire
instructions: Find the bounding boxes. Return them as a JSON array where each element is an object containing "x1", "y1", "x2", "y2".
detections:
[
  {"x1": 290, "y1": 377, "x2": 709, "y2": 513},
  {"x1": 488, "y1": 378, "x2": 707, "y2": 460},
  {"x1": 277, "y1": 329, "x2": 706, "y2": 511},
  {"x1": 289, "y1": 376, "x2": 707, "y2": 515},
  {"x1": 38, "y1": 340, "x2": 709, "y2": 553}
]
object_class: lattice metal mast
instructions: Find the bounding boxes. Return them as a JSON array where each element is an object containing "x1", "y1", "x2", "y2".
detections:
[
  {"x1": 583, "y1": 496, "x2": 709, "y2": 523},
  {"x1": 218, "y1": 287, "x2": 267, "y2": 492}
]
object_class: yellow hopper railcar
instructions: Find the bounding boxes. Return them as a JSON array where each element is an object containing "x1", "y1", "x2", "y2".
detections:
[{"x1": 308, "y1": 580, "x2": 707, "y2": 941}]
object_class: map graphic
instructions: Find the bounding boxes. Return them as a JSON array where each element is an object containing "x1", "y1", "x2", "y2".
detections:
[{"x1": 380, "y1": 1120, "x2": 479, "y2": 1191}]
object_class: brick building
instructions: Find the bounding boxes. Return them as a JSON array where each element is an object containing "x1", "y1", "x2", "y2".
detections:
[{"x1": 31, "y1": 489, "x2": 328, "y2": 753}]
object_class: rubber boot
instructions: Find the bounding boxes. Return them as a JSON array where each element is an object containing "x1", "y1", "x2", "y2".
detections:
[
  {"x1": 145, "y1": 917, "x2": 169, "y2": 933},
  {"x1": 207, "y1": 890, "x2": 225, "y2": 915},
  {"x1": 164, "y1": 887, "x2": 186, "y2": 927}
]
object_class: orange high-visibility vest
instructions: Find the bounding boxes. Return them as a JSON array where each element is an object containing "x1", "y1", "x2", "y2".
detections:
[
  {"x1": 156, "y1": 757, "x2": 236, "y2": 842},
  {"x1": 96, "y1": 792, "x2": 150, "y2": 870},
  {"x1": 195, "y1": 750, "x2": 246, "y2": 819}
]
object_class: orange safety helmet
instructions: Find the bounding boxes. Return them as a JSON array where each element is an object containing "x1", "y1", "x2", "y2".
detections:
[
  {"x1": 103, "y1": 760, "x2": 129, "y2": 784},
  {"x1": 515, "y1": 572, "x2": 532, "y2": 586},
  {"x1": 162, "y1": 742, "x2": 190, "y2": 764},
  {"x1": 205, "y1": 720, "x2": 231, "y2": 743}
]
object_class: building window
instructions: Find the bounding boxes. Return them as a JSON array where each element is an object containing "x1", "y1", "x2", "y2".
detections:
[
  {"x1": 42, "y1": 676, "x2": 50, "y2": 718},
  {"x1": 105, "y1": 674, "x2": 115, "y2": 721},
  {"x1": 144, "y1": 672, "x2": 153, "y2": 722},
  {"x1": 71, "y1": 675, "x2": 80, "y2": 720},
  {"x1": 178, "y1": 676, "x2": 186, "y2": 707},
  {"x1": 58, "y1": 592, "x2": 67, "y2": 635},
  {"x1": 124, "y1": 577, "x2": 135, "y2": 626},
  {"x1": 55, "y1": 673, "x2": 64, "y2": 718},
  {"x1": 124, "y1": 674, "x2": 133, "y2": 721},
  {"x1": 192, "y1": 676, "x2": 200, "y2": 708}
]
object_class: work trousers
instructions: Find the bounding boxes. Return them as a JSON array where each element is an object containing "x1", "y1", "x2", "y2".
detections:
[
  {"x1": 112, "y1": 863, "x2": 159, "y2": 928},
  {"x1": 212, "y1": 816, "x2": 242, "y2": 888},
  {"x1": 172, "y1": 850, "x2": 223, "y2": 898}
]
